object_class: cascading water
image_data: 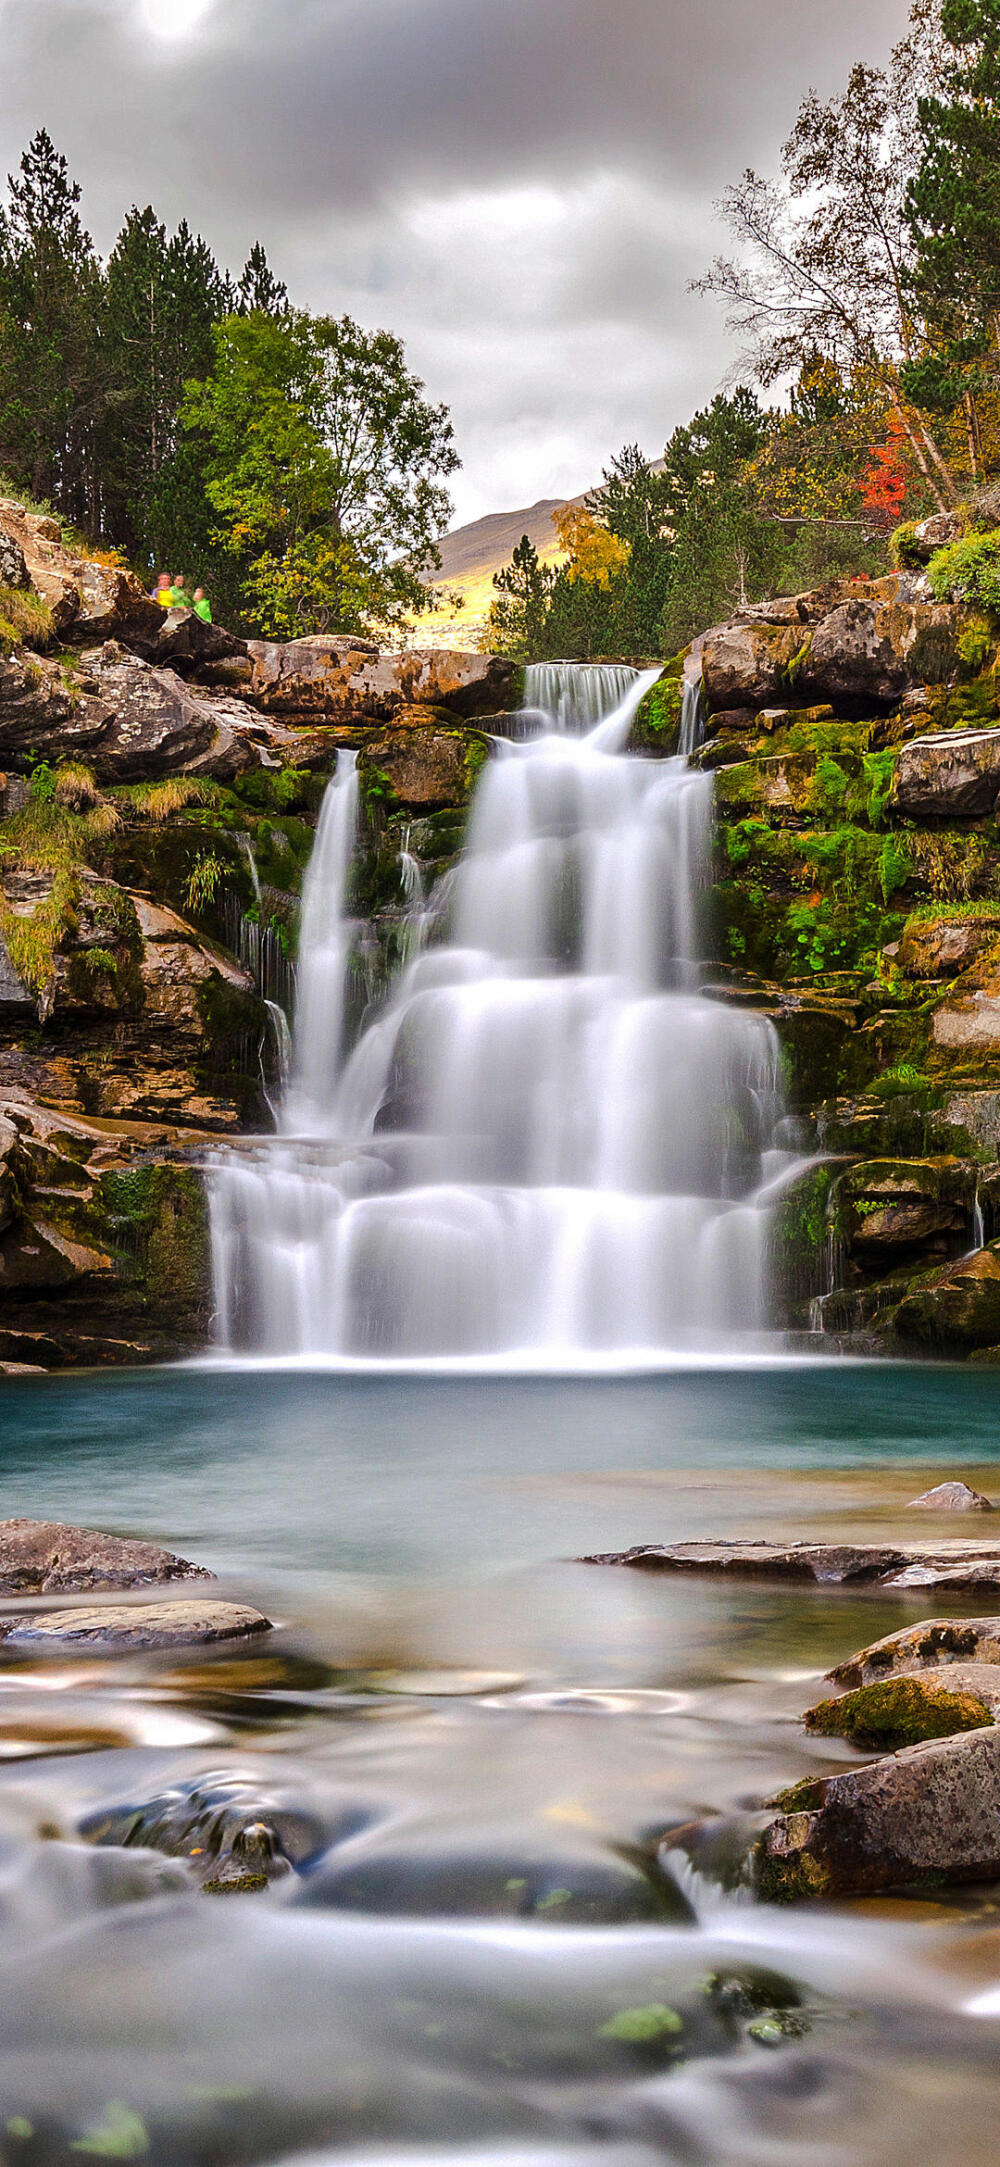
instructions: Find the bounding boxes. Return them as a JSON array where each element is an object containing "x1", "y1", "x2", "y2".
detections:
[{"x1": 210, "y1": 665, "x2": 795, "y2": 1361}]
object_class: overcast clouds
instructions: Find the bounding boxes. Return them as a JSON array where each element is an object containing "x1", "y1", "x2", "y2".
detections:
[{"x1": 1, "y1": 0, "x2": 913, "y2": 524}]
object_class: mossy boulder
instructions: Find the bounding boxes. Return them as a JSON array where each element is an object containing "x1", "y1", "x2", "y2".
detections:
[
  {"x1": 757, "y1": 1724, "x2": 1000, "y2": 1902},
  {"x1": 803, "y1": 1669, "x2": 997, "y2": 1750},
  {"x1": 629, "y1": 660, "x2": 682, "y2": 752},
  {"x1": 892, "y1": 1242, "x2": 1000, "y2": 1351}
]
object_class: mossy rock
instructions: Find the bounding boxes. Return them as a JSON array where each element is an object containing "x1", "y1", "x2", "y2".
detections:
[
  {"x1": 805, "y1": 1674, "x2": 993, "y2": 1750},
  {"x1": 100, "y1": 1162, "x2": 210, "y2": 1315},
  {"x1": 630, "y1": 657, "x2": 684, "y2": 753}
]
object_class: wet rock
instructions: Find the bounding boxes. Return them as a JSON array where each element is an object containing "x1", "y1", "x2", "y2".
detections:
[
  {"x1": 898, "y1": 915, "x2": 1000, "y2": 980},
  {"x1": 580, "y1": 1540, "x2": 911, "y2": 1582},
  {"x1": 702, "y1": 622, "x2": 803, "y2": 711},
  {"x1": 0, "y1": 1519, "x2": 211, "y2": 1594},
  {"x1": 932, "y1": 981, "x2": 1000, "y2": 1053},
  {"x1": 892, "y1": 1245, "x2": 1000, "y2": 1352},
  {"x1": 2, "y1": 1599, "x2": 270, "y2": 1651},
  {"x1": 756, "y1": 1724, "x2": 1000, "y2": 1901},
  {"x1": 907, "y1": 1481, "x2": 995, "y2": 1512},
  {"x1": 360, "y1": 725, "x2": 488, "y2": 811},
  {"x1": 803, "y1": 1664, "x2": 1000, "y2": 1749},
  {"x1": 837, "y1": 1157, "x2": 972, "y2": 1264},
  {"x1": 892, "y1": 726, "x2": 1000, "y2": 818},
  {"x1": 80, "y1": 1768, "x2": 335, "y2": 1890},
  {"x1": 581, "y1": 1539, "x2": 1000, "y2": 1585},
  {"x1": 827, "y1": 1617, "x2": 1000, "y2": 1689},
  {"x1": 0, "y1": 529, "x2": 27, "y2": 589}
]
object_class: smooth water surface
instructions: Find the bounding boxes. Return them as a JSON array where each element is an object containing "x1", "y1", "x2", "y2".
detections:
[{"x1": 0, "y1": 1364, "x2": 999, "y2": 2163}]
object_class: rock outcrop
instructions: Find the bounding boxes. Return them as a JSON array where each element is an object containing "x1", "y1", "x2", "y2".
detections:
[
  {"x1": 757, "y1": 1725, "x2": 1000, "y2": 1901},
  {"x1": 0, "y1": 1518, "x2": 210, "y2": 1593}
]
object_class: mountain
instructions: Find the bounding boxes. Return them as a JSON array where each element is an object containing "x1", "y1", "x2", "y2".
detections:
[{"x1": 419, "y1": 493, "x2": 576, "y2": 646}]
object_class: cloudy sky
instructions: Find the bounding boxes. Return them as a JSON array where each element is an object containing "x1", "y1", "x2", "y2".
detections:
[{"x1": 1, "y1": 0, "x2": 913, "y2": 526}]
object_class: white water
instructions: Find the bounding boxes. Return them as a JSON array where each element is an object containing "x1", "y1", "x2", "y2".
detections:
[{"x1": 211, "y1": 666, "x2": 793, "y2": 1360}]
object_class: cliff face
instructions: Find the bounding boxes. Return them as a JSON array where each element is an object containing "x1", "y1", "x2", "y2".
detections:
[
  {"x1": 0, "y1": 501, "x2": 518, "y2": 1367},
  {"x1": 634, "y1": 569, "x2": 1000, "y2": 1358}
]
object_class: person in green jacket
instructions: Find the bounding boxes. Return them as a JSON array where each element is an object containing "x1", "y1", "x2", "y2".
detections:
[
  {"x1": 174, "y1": 574, "x2": 194, "y2": 610},
  {"x1": 193, "y1": 587, "x2": 213, "y2": 624}
]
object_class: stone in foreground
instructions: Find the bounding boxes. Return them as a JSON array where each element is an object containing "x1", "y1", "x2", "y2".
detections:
[
  {"x1": 0, "y1": 1519, "x2": 212, "y2": 1595},
  {"x1": 2, "y1": 1600, "x2": 270, "y2": 1652},
  {"x1": 579, "y1": 1539, "x2": 1000, "y2": 1586},
  {"x1": 757, "y1": 1725, "x2": 1000, "y2": 1901},
  {"x1": 827, "y1": 1617, "x2": 1000, "y2": 1691},
  {"x1": 803, "y1": 1664, "x2": 1000, "y2": 1749},
  {"x1": 906, "y1": 1481, "x2": 995, "y2": 1512}
]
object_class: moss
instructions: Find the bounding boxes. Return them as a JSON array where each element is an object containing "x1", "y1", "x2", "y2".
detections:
[
  {"x1": 889, "y1": 520, "x2": 925, "y2": 571},
  {"x1": 100, "y1": 1164, "x2": 209, "y2": 1312},
  {"x1": 772, "y1": 1777, "x2": 828, "y2": 1814},
  {"x1": 805, "y1": 1675, "x2": 992, "y2": 1750},
  {"x1": 754, "y1": 1836, "x2": 834, "y2": 1906},
  {"x1": 631, "y1": 659, "x2": 684, "y2": 752},
  {"x1": 956, "y1": 614, "x2": 995, "y2": 677},
  {"x1": 599, "y1": 2004, "x2": 683, "y2": 2043}
]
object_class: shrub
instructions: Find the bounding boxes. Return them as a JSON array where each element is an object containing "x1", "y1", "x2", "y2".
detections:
[{"x1": 927, "y1": 529, "x2": 1000, "y2": 612}]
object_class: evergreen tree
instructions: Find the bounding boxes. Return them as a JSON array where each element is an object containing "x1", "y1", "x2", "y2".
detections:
[
  {"x1": 0, "y1": 129, "x2": 107, "y2": 522},
  {"x1": 483, "y1": 535, "x2": 555, "y2": 660},
  {"x1": 236, "y1": 243, "x2": 288, "y2": 316},
  {"x1": 907, "y1": 1, "x2": 1000, "y2": 394},
  {"x1": 101, "y1": 209, "x2": 227, "y2": 561}
]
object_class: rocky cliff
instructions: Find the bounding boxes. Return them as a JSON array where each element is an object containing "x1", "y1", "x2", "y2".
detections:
[
  {"x1": 632, "y1": 559, "x2": 1000, "y2": 1359},
  {"x1": 0, "y1": 499, "x2": 517, "y2": 1367}
]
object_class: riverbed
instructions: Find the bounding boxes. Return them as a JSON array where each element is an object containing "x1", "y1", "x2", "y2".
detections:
[{"x1": 0, "y1": 1361, "x2": 998, "y2": 2162}]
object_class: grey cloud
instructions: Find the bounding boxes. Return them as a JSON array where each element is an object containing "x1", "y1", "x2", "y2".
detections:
[{"x1": 0, "y1": 0, "x2": 913, "y2": 520}]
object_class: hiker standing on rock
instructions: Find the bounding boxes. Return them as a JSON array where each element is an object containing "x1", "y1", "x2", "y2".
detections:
[{"x1": 193, "y1": 586, "x2": 212, "y2": 624}]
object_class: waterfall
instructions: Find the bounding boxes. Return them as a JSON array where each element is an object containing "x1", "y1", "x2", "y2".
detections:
[
  {"x1": 210, "y1": 665, "x2": 795, "y2": 1362},
  {"x1": 282, "y1": 752, "x2": 360, "y2": 1135}
]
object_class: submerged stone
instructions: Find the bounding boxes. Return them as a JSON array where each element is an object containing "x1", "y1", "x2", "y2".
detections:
[
  {"x1": 80, "y1": 1768, "x2": 333, "y2": 1890},
  {"x1": 293, "y1": 1836, "x2": 691, "y2": 1925}
]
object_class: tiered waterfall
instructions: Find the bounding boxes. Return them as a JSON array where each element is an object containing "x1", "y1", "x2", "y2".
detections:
[{"x1": 210, "y1": 664, "x2": 792, "y2": 1360}]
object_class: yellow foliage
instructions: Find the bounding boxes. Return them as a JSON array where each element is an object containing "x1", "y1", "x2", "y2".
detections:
[{"x1": 551, "y1": 506, "x2": 628, "y2": 589}]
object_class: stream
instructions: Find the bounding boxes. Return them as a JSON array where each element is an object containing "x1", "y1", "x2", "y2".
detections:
[{"x1": 0, "y1": 1363, "x2": 998, "y2": 2162}]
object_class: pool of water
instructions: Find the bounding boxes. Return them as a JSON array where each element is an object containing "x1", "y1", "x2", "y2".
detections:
[{"x1": 1, "y1": 1359, "x2": 1000, "y2": 2164}]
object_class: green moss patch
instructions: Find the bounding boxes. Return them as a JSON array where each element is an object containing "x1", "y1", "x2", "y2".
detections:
[{"x1": 804, "y1": 1675, "x2": 992, "y2": 1751}]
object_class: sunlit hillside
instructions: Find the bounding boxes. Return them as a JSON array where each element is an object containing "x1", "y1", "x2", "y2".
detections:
[{"x1": 417, "y1": 494, "x2": 574, "y2": 647}]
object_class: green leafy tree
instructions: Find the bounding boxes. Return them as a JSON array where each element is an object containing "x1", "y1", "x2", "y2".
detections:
[
  {"x1": 183, "y1": 309, "x2": 458, "y2": 636},
  {"x1": 0, "y1": 129, "x2": 107, "y2": 521}
]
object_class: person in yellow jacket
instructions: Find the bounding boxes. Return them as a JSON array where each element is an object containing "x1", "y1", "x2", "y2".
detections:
[{"x1": 152, "y1": 572, "x2": 176, "y2": 607}]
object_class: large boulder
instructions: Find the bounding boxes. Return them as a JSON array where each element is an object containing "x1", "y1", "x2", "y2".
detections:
[
  {"x1": 70, "y1": 645, "x2": 261, "y2": 783},
  {"x1": 0, "y1": 649, "x2": 114, "y2": 763},
  {"x1": 893, "y1": 1244, "x2": 1000, "y2": 1351},
  {"x1": 245, "y1": 636, "x2": 516, "y2": 723},
  {"x1": 0, "y1": 1517, "x2": 210, "y2": 1593},
  {"x1": 360, "y1": 726, "x2": 488, "y2": 811},
  {"x1": 756, "y1": 1724, "x2": 1000, "y2": 1900},
  {"x1": 0, "y1": 499, "x2": 160, "y2": 644},
  {"x1": 898, "y1": 913, "x2": 1000, "y2": 979},
  {"x1": 137, "y1": 608, "x2": 251, "y2": 686},
  {"x1": 891, "y1": 726, "x2": 1000, "y2": 818},
  {"x1": 803, "y1": 1663, "x2": 1000, "y2": 1748},
  {"x1": 702, "y1": 574, "x2": 962, "y2": 716},
  {"x1": 827, "y1": 1617, "x2": 1000, "y2": 1691}
]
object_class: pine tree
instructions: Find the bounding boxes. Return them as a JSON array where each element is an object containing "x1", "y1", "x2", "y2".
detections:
[
  {"x1": 0, "y1": 129, "x2": 107, "y2": 523},
  {"x1": 101, "y1": 209, "x2": 227, "y2": 561},
  {"x1": 236, "y1": 243, "x2": 288, "y2": 317},
  {"x1": 908, "y1": 0, "x2": 1000, "y2": 343}
]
